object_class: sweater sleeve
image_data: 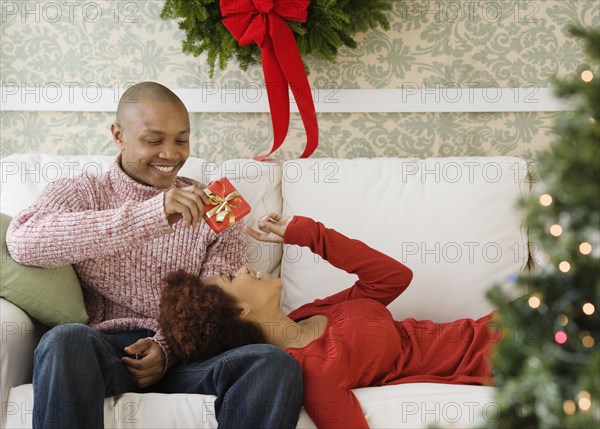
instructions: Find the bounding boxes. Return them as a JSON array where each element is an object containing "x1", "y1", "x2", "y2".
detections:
[
  {"x1": 284, "y1": 216, "x2": 413, "y2": 307},
  {"x1": 303, "y1": 366, "x2": 369, "y2": 429},
  {"x1": 6, "y1": 177, "x2": 173, "y2": 268},
  {"x1": 199, "y1": 221, "x2": 248, "y2": 278},
  {"x1": 150, "y1": 328, "x2": 178, "y2": 373}
]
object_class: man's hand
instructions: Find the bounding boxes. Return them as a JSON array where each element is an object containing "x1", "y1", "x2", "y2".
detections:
[
  {"x1": 164, "y1": 184, "x2": 210, "y2": 227},
  {"x1": 244, "y1": 212, "x2": 292, "y2": 243},
  {"x1": 122, "y1": 338, "x2": 167, "y2": 388}
]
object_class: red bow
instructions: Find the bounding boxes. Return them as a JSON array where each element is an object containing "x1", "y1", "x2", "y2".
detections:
[{"x1": 221, "y1": 0, "x2": 318, "y2": 160}]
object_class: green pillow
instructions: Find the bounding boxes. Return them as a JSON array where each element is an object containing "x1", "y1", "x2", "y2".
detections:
[{"x1": 0, "y1": 213, "x2": 89, "y2": 326}]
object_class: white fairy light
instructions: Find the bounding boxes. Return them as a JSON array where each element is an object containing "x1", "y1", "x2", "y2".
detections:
[
  {"x1": 559, "y1": 261, "x2": 571, "y2": 273},
  {"x1": 579, "y1": 242, "x2": 592, "y2": 255},
  {"x1": 581, "y1": 70, "x2": 594, "y2": 82},
  {"x1": 539, "y1": 194, "x2": 553, "y2": 206},
  {"x1": 550, "y1": 224, "x2": 563, "y2": 237}
]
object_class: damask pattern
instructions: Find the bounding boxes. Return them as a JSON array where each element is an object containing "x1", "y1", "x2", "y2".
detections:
[
  {"x1": 1, "y1": 0, "x2": 598, "y2": 161},
  {"x1": 0, "y1": 110, "x2": 558, "y2": 161}
]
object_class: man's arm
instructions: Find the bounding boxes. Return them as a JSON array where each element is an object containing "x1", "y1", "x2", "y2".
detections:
[
  {"x1": 6, "y1": 177, "x2": 173, "y2": 268},
  {"x1": 199, "y1": 221, "x2": 248, "y2": 278}
]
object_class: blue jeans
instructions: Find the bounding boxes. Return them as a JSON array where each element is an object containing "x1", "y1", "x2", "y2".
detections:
[{"x1": 33, "y1": 324, "x2": 303, "y2": 429}]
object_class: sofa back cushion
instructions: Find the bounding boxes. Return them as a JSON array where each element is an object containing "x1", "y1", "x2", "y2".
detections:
[
  {"x1": 280, "y1": 157, "x2": 530, "y2": 322},
  {"x1": 1, "y1": 154, "x2": 530, "y2": 322},
  {"x1": 0, "y1": 154, "x2": 282, "y2": 275},
  {"x1": 0, "y1": 213, "x2": 89, "y2": 326}
]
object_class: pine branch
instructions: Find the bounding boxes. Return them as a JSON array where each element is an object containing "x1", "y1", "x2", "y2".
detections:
[{"x1": 160, "y1": 0, "x2": 392, "y2": 77}]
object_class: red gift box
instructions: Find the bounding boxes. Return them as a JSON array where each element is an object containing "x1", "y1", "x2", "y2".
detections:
[{"x1": 203, "y1": 177, "x2": 251, "y2": 234}]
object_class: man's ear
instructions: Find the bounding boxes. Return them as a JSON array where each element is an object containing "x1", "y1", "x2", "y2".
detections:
[{"x1": 111, "y1": 123, "x2": 125, "y2": 150}]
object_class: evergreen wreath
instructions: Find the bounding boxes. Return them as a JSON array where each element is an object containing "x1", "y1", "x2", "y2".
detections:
[{"x1": 160, "y1": 0, "x2": 392, "y2": 77}]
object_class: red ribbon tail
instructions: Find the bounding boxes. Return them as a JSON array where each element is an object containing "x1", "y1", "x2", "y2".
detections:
[
  {"x1": 220, "y1": 1, "x2": 318, "y2": 161},
  {"x1": 255, "y1": 36, "x2": 290, "y2": 161},
  {"x1": 270, "y1": 15, "x2": 319, "y2": 159}
]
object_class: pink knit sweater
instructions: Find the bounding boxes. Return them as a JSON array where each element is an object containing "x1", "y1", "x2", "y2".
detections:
[{"x1": 6, "y1": 155, "x2": 248, "y2": 365}]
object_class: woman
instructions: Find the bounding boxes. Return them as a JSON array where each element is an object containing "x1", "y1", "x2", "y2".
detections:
[{"x1": 159, "y1": 214, "x2": 500, "y2": 429}]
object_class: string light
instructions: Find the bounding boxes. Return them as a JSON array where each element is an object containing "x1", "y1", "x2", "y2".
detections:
[
  {"x1": 579, "y1": 397, "x2": 591, "y2": 411},
  {"x1": 539, "y1": 194, "x2": 553, "y2": 206},
  {"x1": 555, "y1": 331, "x2": 568, "y2": 344},
  {"x1": 528, "y1": 295, "x2": 542, "y2": 309},
  {"x1": 582, "y1": 302, "x2": 595, "y2": 315},
  {"x1": 578, "y1": 392, "x2": 592, "y2": 412},
  {"x1": 579, "y1": 331, "x2": 595, "y2": 348},
  {"x1": 559, "y1": 261, "x2": 571, "y2": 273},
  {"x1": 563, "y1": 400, "x2": 576, "y2": 415},
  {"x1": 557, "y1": 314, "x2": 569, "y2": 326},
  {"x1": 550, "y1": 224, "x2": 563, "y2": 236},
  {"x1": 581, "y1": 70, "x2": 594, "y2": 82},
  {"x1": 582, "y1": 335, "x2": 595, "y2": 348},
  {"x1": 579, "y1": 242, "x2": 592, "y2": 255}
]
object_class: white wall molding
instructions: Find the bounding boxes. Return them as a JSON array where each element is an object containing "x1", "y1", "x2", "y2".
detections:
[{"x1": 0, "y1": 86, "x2": 572, "y2": 113}]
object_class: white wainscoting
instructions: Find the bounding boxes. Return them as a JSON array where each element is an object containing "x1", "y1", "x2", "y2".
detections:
[{"x1": 1, "y1": 86, "x2": 572, "y2": 113}]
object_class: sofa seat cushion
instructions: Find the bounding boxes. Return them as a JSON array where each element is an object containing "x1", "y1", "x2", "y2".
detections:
[
  {"x1": 5, "y1": 383, "x2": 496, "y2": 428},
  {"x1": 0, "y1": 299, "x2": 38, "y2": 415}
]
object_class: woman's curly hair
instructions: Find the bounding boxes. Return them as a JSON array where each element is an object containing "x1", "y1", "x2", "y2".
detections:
[{"x1": 159, "y1": 270, "x2": 267, "y2": 362}]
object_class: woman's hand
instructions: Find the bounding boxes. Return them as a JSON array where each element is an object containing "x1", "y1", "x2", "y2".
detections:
[{"x1": 244, "y1": 212, "x2": 292, "y2": 243}]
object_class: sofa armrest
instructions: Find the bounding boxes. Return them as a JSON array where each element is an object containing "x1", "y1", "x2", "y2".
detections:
[{"x1": 1, "y1": 298, "x2": 41, "y2": 428}]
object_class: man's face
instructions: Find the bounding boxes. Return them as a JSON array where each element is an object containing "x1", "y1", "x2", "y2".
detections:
[{"x1": 112, "y1": 99, "x2": 191, "y2": 189}]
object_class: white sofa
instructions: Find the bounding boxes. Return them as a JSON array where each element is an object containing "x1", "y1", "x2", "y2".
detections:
[{"x1": 0, "y1": 154, "x2": 530, "y2": 429}]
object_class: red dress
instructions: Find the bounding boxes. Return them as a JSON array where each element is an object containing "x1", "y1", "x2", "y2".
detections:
[{"x1": 284, "y1": 217, "x2": 499, "y2": 429}]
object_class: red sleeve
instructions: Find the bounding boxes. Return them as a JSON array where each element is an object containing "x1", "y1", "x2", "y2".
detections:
[
  {"x1": 302, "y1": 363, "x2": 369, "y2": 429},
  {"x1": 283, "y1": 216, "x2": 413, "y2": 307}
]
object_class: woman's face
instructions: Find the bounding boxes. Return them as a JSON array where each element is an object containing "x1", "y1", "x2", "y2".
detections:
[{"x1": 205, "y1": 265, "x2": 283, "y2": 314}]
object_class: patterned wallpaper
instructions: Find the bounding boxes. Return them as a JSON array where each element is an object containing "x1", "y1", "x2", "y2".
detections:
[{"x1": 1, "y1": 0, "x2": 598, "y2": 161}]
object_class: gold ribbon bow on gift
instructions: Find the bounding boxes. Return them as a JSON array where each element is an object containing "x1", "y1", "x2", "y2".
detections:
[{"x1": 203, "y1": 181, "x2": 242, "y2": 227}]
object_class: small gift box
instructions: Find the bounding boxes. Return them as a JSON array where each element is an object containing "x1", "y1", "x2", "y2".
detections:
[{"x1": 203, "y1": 177, "x2": 251, "y2": 234}]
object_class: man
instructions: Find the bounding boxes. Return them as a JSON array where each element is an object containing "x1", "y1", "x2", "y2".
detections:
[{"x1": 6, "y1": 82, "x2": 303, "y2": 428}]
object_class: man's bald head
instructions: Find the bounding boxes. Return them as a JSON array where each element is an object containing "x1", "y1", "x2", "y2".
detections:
[
  {"x1": 110, "y1": 82, "x2": 191, "y2": 189},
  {"x1": 116, "y1": 82, "x2": 187, "y2": 125}
]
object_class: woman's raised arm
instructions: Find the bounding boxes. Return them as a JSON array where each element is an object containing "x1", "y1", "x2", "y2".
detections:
[{"x1": 247, "y1": 214, "x2": 413, "y2": 307}]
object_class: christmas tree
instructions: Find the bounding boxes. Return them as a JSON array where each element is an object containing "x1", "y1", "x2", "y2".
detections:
[{"x1": 487, "y1": 26, "x2": 600, "y2": 428}]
